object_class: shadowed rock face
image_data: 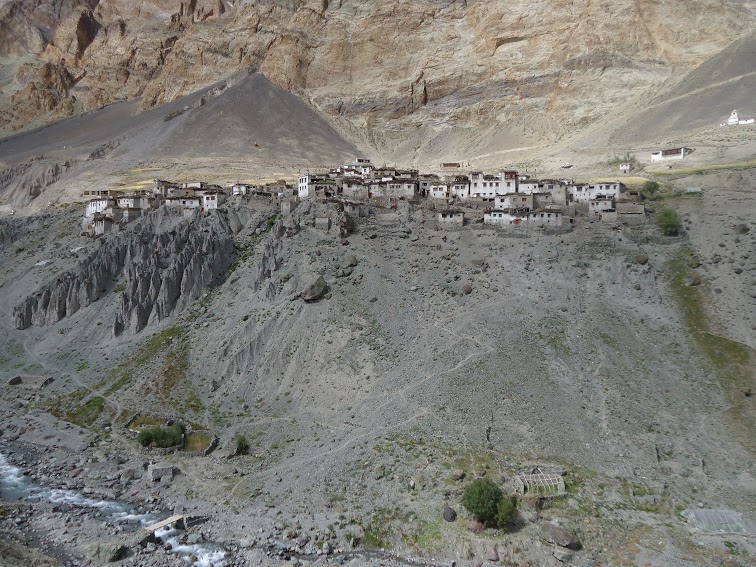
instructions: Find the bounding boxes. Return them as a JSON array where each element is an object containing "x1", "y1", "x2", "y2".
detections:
[
  {"x1": 13, "y1": 208, "x2": 234, "y2": 335},
  {"x1": 1, "y1": 0, "x2": 753, "y2": 149}
]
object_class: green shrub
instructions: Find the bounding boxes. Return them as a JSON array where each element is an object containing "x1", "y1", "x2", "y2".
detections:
[
  {"x1": 643, "y1": 180, "x2": 660, "y2": 195},
  {"x1": 137, "y1": 422, "x2": 185, "y2": 448},
  {"x1": 495, "y1": 496, "x2": 517, "y2": 529},
  {"x1": 657, "y1": 207, "x2": 682, "y2": 236},
  {"x1": 234, "y1": 434, "x2": 250, "y2": 455},
  {"x1": 462, "y1": 478, "x2": 502, "y2": 525}
]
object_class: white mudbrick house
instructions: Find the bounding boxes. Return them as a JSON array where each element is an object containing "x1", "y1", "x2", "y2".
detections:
[
  {"x1": 343, "y1": 181, "x2": 369, "y2": 199},
  {"x1": 202, "y1": 192, "x2": 226, "y2": 210},
  {"x1": 437, "y1": 210, "x2": 464, "y2": 227},
  {"x1": 232, "y1": 184, "x2": 250, "y2": 196},
  {"x1": 499, "y1": 170, "x2": 519, "y2": 193},
  {"x1": 165, "y1": 196, "x2": 202, "y2": 209},
  {"x1": 86, "y1": 197, "x2": 116, "y2": 218},
  {"x1": 116, "y1": 195, "x2": 149, "y2": 210},
  {"x1": 589, "y1": 197, "x2": 615, "y2": 216},
  {"x1": 429, "y1": 184, "x2": 450, "y2": 199},
  {"x1": 528, "y1": 210, "x2": 563, "y2": 227},
  {"x1": 617, "y1": 202, "x2": 646, "y2": 223},
  {"x1": 450, "y1": 178, "x2": 470, "y2": 200},
  {"x1": 483, "y1": 210, "x2": 527, "y2": 226},
  {"x1": 517, "y1": 182, "x2": 539, "y2": 195},
  {"x1": 370, "y1": 180, "x2": 417, "y2": 199},
  {"x1": 470, "y1": 175, "x2": 501, "y2": 200},
  {"x1": 568, "y1": 182, "x2": 623, "y2": 204},
  {"x1": 90, "y1": 214, "x2": 115, "y2": 236}
]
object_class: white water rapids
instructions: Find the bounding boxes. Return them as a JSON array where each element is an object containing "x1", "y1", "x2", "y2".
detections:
[{"x1": 0, "y1": 451, "x2": 227, "y2": 565}]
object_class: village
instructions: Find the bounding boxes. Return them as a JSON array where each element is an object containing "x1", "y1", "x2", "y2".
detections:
[{"x1": 80, "y1": 151, "x2": 677, "y2": 237}]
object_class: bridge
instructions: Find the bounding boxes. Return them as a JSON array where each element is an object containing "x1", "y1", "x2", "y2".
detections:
[{"x1": 142, "y1": 514, "x2": 185, "y2": 534}]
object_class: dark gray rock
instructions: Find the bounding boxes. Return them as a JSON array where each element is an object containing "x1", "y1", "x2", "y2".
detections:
[
  {"x1": 443, "y1": 506, "x2": 457, "y2": 522},
  {"x1": 301, "y1": 276, "x2": 327, "y2": 301}
]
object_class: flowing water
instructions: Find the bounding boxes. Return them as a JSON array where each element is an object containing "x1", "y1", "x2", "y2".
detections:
[{"x1": 0, "y1": 451, "x2": 227, "y2": 565}]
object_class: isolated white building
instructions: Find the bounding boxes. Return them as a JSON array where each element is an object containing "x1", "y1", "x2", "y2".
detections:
[
  {"x1": 721, "y1": 110, "x2": 755, "y2": 127},
  {"x1": 650, "y1": 148, "x2": 692, "y2": 162}
]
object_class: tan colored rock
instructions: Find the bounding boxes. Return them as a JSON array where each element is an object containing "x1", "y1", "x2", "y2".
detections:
[{"x1": 0, "y1": 0, "x2": 751, "y2": 150}]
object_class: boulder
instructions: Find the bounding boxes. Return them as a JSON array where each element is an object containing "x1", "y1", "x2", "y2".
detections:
[
  {"x1": 462, "y1": 284, "x2": 472, "y2": 295},
  {"x1": 301, "y1": 276, "x2": 327, "y2": 301},
  {"x1": 443, "y1": 506, "x2": 457, "y2": 522},
  {"x1": 634, "y1": 254, "x2": 649, "y2": 265},
  {"x1": 86, "y1": 542, "x2": 130, "y2": 562},
  {"x1": 465, "y1": 519, "x2": 485, "y2": 534},
  {"x1": 451, "y1": 469, "x2": 465, "y2": 481},
  {"x1": 341, "y1": 254, "x2": 358, "y2": 268},
  {"x1": 147, "y1": 463, "x2": 173, "y2": 482},
  {"x1": 540, "y1": 523, "x2": 582, "y2": 550},
  {"x1": 734, "y1": 223, "x2": 750, "y2": 234},
  {"x1": 486, "y1": 546, "x2": 499, "y2": 562},
  {"x1": 684, "y1": 272, "x2": 702, "y2": 287},
  {"x1": 553, "y1": 547, "x2": 575, "y2": 562}
]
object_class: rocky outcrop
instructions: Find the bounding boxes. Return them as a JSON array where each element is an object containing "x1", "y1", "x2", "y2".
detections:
[
  {"x1": 14, "y1": 209, "x2": 234, "y2": 334},
  {"x1": 253, "y1": 220, "x2": 286, "y2": 299},
  {"x1": 0, "y1": 160, "x2": 70, "y2": 207}
]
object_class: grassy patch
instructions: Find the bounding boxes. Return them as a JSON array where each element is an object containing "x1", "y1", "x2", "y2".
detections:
[
  {"x1": 648, "y1": 160, "x2": 756, "y2": 177},
  {"x1": 667, "y1": 251, "x2": 755, "y2": 450},
  {"x1": 182, "y1": 432, "x2": 210, "y2": 452},
  {"x1": 64, "y1": 397, "x2": 106, "y2": 427},
  {"x1": 404, "y1": 516, "x2": 443, "y2": 551},
  {"x1": 128, "y1": 415, "x2": 169, "y2": 429},
  {"x1": 137, "y1": 422, "x2": 185, "y2": 448}
]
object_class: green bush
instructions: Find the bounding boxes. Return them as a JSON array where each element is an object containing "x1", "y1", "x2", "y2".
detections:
[
  {"x1": 137, "y1": 422, "x2": 185, "y2": 448},
  {"x1": 657, "y1": 207, "x2": 682, "y2": 236},
  {"x1": 495, "y1": 496, "x2": 517, "y2": 529},
  {"x1": 643, "y1": 180, "x2": 660, "y2": 195},
  {"x1": 462, "y1": 478, "x2": 502, "y2": 525},
  {"x1": 234, "y1": 434, "x2": 250, "y2": 455}
]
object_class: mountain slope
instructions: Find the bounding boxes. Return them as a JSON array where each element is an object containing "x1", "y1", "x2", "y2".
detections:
[
  {"x1": 607, "y1": 31, "x2": 756, "y2": 145},
  {"x1": 1, "y1": 0, "x2": 755, "y2": 156}
]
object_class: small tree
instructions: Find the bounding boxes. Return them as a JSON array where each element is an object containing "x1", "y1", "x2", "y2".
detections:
[
  {"x1": 495, "y1": 496, "x2": 517, "y2": 529},
  {"x1": 234, "y1": 434, "x2": 250, "y2": 456},
  {"x1": 643, "y1": 180, "x2": 660, "y2": 195},
  {"x1": 657, "y1": 207, "x2": 682, "y2": 236},
  {"x1": 462, "y1": 478, "x2": 502, "y2": 525}
]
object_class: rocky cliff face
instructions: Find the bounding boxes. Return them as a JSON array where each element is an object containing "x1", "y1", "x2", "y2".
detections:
[
  {"x1": 1, "y1": 0, "x2": 753, "y2": 151},
  {"x1": 13, "y1": 208, "x2": 234, "y2": 334}
]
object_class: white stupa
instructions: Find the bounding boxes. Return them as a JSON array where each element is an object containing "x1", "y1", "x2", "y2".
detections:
[{"x1": 721, "y1": 109, "x2": 755, "y2": 127}]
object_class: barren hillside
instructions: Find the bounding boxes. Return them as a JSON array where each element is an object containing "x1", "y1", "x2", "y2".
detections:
[{"x1": 0, "y1": 168, "x2": 753, "y2": 565}]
